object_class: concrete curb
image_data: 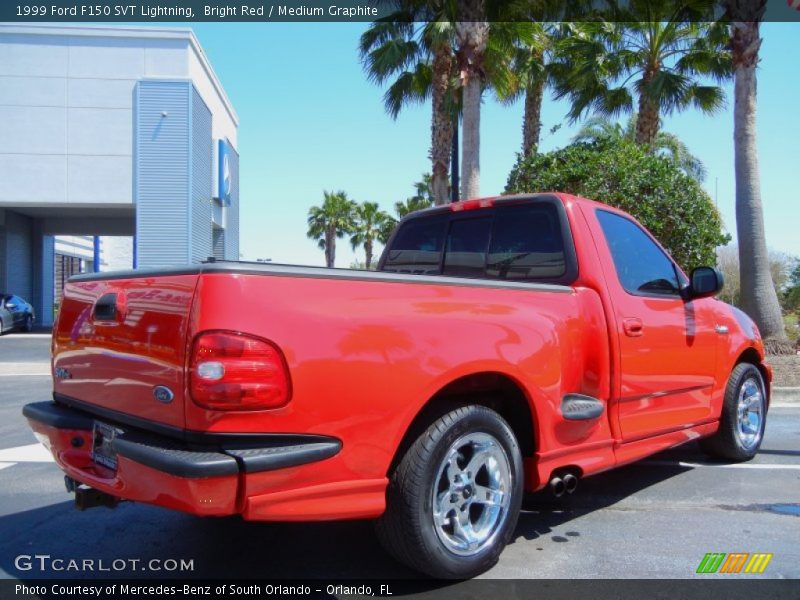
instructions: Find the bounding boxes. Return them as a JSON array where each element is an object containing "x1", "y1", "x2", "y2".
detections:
[{"x1": 772, "y1": 387, "x2": 800, "y2": 404}]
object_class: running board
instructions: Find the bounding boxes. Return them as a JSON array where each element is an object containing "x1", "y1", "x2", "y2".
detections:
[{"x1": 561, "y1": 394, "x2": 604, "y2": 420}]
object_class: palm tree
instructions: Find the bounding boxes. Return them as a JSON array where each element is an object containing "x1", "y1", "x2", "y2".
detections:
[
  {"x1": 454, "y1": 0, "x2": 489, "y2": 199},
  {"x1": 726, "y1": 0, "x2": 789, "y2": 350},
  {"x1": 362, "y1": 6, "x2": 527, "y2": 202},
  {"x1": 572, "y1": 114, "x2": 707, "y2": 181},
  {"x1": 351, "y1": 202, "x2": 392, "y2": 269},
  {"x1": 378, "y1": 174, "x2": 435, "y2": 245},
  {"x1": 360, "y1": 11, "x2": 456, "y2": 205},
  {"x1": 551, "y1": 3, "x2": 731, "y2": 147},
  {"x1": 306, "y1": 191, "x2": 356, "y2": 268},
  {"x1": 495, "y1": 23, "x2": 557, "y2": 157},
  {"x1": 396, "y1": 173, "x2": 434, "y2": 217},
  {"x1": 454, "y1": 12, "x2": 545, "y2": 196},
  {"x1": 572, "y1": 114, "x2": 633, "y2": 142}
]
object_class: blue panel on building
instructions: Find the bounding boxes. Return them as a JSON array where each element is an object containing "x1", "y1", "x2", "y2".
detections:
[
  {"x1": 134, "y1": 80, "x2": 191, "y2": 268},
  {"x1": 218, "y1": 139, "x2": 233, "y2": 207},
  {"x1": 223, "y1": 144, "x2": 239, "y2": 261},
  {"x1": 135, "y1": 80, "x2": 233, "y2": 268},
  {"x1": 191, "y1": 87, "x2": 213, "y2": 263}
]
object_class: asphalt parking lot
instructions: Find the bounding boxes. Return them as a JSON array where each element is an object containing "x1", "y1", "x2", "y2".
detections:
[{"x1": 0, "y1": 334, "x2": 798, "y2": 581}]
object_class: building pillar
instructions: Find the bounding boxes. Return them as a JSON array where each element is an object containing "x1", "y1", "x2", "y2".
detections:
[
  {"x1": 93, "y1": 236, "x2": 101, "y2": 273},
  {"x1": 31, "y1": 220, "x2": 55, "y2": 327},
  {"x1": 1, "y1": 210, "x2": 33, "y2": 301}
]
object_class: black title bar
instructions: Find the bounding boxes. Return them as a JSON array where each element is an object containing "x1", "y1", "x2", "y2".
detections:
[
  {"x1": 3, "y1": 579, "x2": 800, "y2": 600},
  {"x1": 1, "y1": 1, "x2": 800, "y2": 23}
]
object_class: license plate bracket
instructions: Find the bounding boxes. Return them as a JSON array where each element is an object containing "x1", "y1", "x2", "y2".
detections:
[{"x1": 92, "y1": 421, "x2": 121, "y2": 471}]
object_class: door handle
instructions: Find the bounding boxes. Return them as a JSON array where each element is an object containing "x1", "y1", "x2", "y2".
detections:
[{"x1": 623, "y1": 318, "x2": 643, "y2": 337}]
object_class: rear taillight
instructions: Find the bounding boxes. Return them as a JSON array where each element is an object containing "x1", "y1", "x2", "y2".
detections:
[{"x1": 189, "y1": 331, "x2": 291, "y2": 411}]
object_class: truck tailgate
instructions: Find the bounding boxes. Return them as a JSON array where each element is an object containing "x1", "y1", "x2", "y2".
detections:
[{"x1": 52, "y1": 273, "x2": 198, "y2": 429}]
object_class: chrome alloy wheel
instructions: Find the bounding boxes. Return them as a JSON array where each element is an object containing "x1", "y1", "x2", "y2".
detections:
[
  {"x1": 432, "y1": 432, "x2": 512, "y2": 556},
  {"x1": 736, "y1": 376, "x2": 764, "y2": 449}
]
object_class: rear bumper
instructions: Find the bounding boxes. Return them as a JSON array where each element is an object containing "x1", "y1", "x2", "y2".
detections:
[{"x1": 23, "y1": 401, "x2": 342, "y2": 517}]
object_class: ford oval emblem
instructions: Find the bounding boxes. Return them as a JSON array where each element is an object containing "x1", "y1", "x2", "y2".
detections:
[{"x1": 153, "y1": 386, "x2": 174, "y2": 404}]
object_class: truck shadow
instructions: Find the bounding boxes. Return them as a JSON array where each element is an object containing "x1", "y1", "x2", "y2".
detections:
[
  {"x1": 514, "y1": 458, "x2": 691, "y2": 545},
  {"x1": 0, "y1": 446, "x2": 698, "y2": 584},
  {"x1": 0, "y1": 500, "x2": 416, "y2": 580}
]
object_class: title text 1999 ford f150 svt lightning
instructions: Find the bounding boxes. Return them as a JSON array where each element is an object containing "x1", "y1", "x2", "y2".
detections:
[{"x1": 24, "y1": 193, "x2": 770, "y2": 578}]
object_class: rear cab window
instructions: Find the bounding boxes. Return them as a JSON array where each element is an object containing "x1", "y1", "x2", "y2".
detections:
[
  {"x1": 443, "y1": 217, "x2": 493, "y2": 278},
  {"x1": 381, "y1": 198, "x2": 576, "y2": 285},
  {"x1": 380, "y1": 214, "x2": 448, "y2": 275},
  {"x1": 487, "y1": 204, "x2": 567, "y2": 280}
]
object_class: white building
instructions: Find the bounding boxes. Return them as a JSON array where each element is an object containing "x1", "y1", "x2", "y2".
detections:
[{"x1": 0, "y1": 24, "x2": 240, "y2": 325}]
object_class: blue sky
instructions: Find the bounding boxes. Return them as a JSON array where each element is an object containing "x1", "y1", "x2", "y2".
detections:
[{"x1": 182, "y1": 22, "x2": 799, "y2": 267}]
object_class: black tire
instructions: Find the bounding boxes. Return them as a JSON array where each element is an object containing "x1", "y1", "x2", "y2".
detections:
[
  {"x1": 376, "y1": 405, "x2": 523, "y2": 579},
  {"x1": 700, "y1": 363, "x2": 767, "y2": 462},
  {"x1": 23, "y1": 315, "x2": 33, "y2": 333}
]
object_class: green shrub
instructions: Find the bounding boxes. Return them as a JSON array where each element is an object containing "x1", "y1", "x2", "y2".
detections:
[{"x1": 505, "y1": 140, "x2": 730, "y2": 272}]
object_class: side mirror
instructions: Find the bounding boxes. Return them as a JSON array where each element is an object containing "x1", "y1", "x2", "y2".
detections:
[{"x1": 689, "y1": 266, "x2": 724, "y2": 299}]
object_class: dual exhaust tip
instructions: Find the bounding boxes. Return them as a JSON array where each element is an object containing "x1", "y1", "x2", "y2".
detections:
[{"x1": 549, "y1": 472, "x2": 578, "y2": 498}]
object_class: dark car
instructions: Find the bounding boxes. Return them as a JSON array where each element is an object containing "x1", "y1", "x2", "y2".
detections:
[{"x1": 0, "y1": 294, "x2": 35, "y2": 334}]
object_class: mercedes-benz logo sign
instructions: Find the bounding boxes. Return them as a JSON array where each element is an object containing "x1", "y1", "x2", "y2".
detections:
[{"x1": 223, "y1": 153, "x2": 231, "y2": 198}]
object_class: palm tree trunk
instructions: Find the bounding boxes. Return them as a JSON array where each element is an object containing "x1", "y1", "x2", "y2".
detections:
[
  {"x1": 635, "y1": 75, "x2": 660, "y2": 147},
  {"x1": 461, "y1": 76, "x2": 481, "y2": 199},
  {"x1": 522, "y1": 76, "x2": 545, "y2": 158},
  {"x1": 456, "y1": 4, "x2": 488, "y2": 200},
  {"x1": 365, "y1": 239, "x2": 373, "y2": 270},
  {"x1": 732, "y1": 20, "x2": 788, "y2": 350},
  {"x1": 451, "y1": 114, "x2": 460, "y2": 202},
  {"x1": 431, "y1": 46, "x2": 453, "y2": 206},
  {"x1": 326, "y1": 228, "x2": 335, "y2": 268}
]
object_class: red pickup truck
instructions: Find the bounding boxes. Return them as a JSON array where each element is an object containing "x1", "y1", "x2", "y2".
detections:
[{"x1": 24, "y1": 193, "x2": 770, "y2": 578}]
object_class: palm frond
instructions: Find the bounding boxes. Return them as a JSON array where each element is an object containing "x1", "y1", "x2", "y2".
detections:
[
  {"x1": 655, "y1": 131, "x2": 707, "y2": 181},
  {"x1": 571, "y1": 115, "x2": 626, "y2": 143},
  {"x1": 549, "y1": 5, "x2": 730, "y2": 137},
  {"x1": 350, "y1": 201, "x2": 393, "y2": 256},
  {"x1": 364, "y1": 38, "x2": 422, "y2": 85},
  {"x1": 686, "y1": 84, "x2": 726, "y2": 115},
  {"x1": 359, "y1": 18, "x2": 415, "y2": 60},
  {"x1": 383, "y1": 62, "x2": 432, "y2": 119}
]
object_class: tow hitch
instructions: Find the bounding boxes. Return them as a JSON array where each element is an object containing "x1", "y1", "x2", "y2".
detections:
[{"x1": 65, "y1": 476, "x2": 120, "y2": 510}]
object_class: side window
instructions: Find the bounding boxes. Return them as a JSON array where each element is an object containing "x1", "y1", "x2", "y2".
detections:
[
  {"x1": 487, "y1": 204, "x2": 566, "y2": 280},
  {"x1": 443, "y1": 218, "x2": 492, "y2": 278},
  {"x1": 596, "y1": 210, "x2": 680, "y2": 296},
  {"x1": 383, "y1": 215, "x2": 446, "y2": 274}
]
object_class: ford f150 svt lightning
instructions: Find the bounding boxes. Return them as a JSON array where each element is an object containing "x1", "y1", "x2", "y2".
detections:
[{"x1": 24, "y1": 193, "x2": 771, "y2": 578}]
